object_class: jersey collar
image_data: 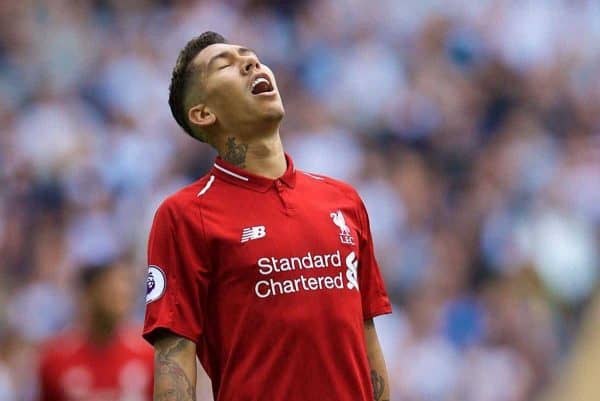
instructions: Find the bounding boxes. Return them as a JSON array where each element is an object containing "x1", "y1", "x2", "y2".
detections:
[{"x1": 212, "y1": 153, "x2": 297, "y2": 192}]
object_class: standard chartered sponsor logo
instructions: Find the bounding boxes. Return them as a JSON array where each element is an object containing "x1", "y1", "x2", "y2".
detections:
[
  {"x1": 257, "y1": 251, "x2": 342, "y2": 274},
  {"x1": 345, "y1": 252, "x2": 359, "y2": 290},
  {"x1": 254, "y1": 250, "x2": 359, "y2": 298},
  {"x1": 255, "y1": 275, "x2": 345, "y2": 298}
]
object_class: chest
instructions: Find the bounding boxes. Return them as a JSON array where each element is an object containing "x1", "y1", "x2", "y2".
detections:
[
  {"x1": 209, "y1": 190, "x2": 357, "y2": 266},
  {"x1": 199, "y1": 187, "x2": 362, "y2": 300},
  {"x1": 192, "y1": 184, "x2": 368, "y2": 342}
]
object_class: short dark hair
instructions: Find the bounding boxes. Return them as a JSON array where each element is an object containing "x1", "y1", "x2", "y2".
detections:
[
  {"x1": 77, "y1": 262, "x2": 116, "y2": 290},
  {"x1": 168, "y1": 31, "x2": 227, "y2": 142}
]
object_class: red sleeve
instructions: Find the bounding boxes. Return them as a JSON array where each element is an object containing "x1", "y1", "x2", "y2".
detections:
[
  {"x1": 143, "y1": 200, "x2": 211, "y2": 344},
  {"x1": 355, "y1": 195, "x2": 392, "y2": 320}
]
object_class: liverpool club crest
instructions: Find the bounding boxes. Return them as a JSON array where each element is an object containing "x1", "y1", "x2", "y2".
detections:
[{"x1": 330, "y1": 210, "x2": 355, "y2": 245}]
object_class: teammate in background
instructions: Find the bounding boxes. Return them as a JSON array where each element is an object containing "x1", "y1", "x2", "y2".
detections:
[
  {"x1": 39, "y1": 261, "x2": 154, "y2": 401},
  {"x1": 144, "y1": 31, "x2": 391, "y2": 401}
]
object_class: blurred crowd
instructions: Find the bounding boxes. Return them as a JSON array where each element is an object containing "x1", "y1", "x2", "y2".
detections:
[{"x1": 1, "y1": 0, "x2": 600, "y2": 400}]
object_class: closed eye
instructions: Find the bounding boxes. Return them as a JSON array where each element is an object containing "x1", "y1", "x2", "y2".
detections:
[{"x1": 218, "y1": 64, "x2": 231, "y2": 70}]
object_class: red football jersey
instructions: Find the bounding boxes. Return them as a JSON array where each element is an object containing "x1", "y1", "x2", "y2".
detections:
[
  {"x1": 38, "y1": 326, "x2": 154, "y2": 401},
  {"x1": 143, "y1": 154, "x2": 391, "y2": 401}
]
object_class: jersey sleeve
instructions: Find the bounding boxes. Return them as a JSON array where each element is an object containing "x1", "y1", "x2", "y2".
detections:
[
  {"x1": 355, "y1": 195, "x2": 392, "y2": 320},
  {"x1": 143, "y1": 200, "x2": 210, "y2": 344}
]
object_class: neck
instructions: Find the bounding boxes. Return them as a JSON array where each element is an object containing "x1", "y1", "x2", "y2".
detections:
[
  {"x1": 86, "y1": 312, "x2": 118, "y2": 345},
  {"x1": 215, "y1": 127, "x2": 286, "y2": 179}
]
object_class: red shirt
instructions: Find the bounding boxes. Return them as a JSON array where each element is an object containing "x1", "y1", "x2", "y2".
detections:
[
  {"x1": 143, "y1": 154, "x2": 391, "y2": 401},
  {"x1": 38, "y1": 326, "x2": 154, "y2": 401}
]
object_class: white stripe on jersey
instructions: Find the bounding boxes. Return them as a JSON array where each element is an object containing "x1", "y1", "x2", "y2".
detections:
[
  {"x1": 302, "y1": 172, "x2": 325, "y2": 180},
  {"x1": 214, "y1": 164, "x2": 250, "y2": 181},
  {"x1": 197, "y1": 175, "x2": 215, "y2": 196}
]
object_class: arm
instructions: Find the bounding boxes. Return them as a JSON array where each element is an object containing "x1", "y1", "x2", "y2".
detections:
[
  {"x1": 153, "y1": 331, "x2": 197, "y2": 401},
  {"x1": 364, "y1": 319, "x2": 390, "y2": 401}
]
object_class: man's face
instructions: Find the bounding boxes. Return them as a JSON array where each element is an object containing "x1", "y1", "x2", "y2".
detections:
[
  {"x1": 191, "y1": 43, "x2": 284, "y2": 135},
  {"x1": 88, "y1": 266, "x2": 134, "y2": 324}
]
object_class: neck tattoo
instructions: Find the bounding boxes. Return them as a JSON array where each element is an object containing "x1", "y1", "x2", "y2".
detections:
[{"x1": 223, "y1": 136, "x2": 248, "y2": 167}]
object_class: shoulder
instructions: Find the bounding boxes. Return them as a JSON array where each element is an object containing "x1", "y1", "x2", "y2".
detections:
[
  {"x1": 39, "y1": 329, "x2": 85, "y2": 362},
  {"x1": 154, "y1": 173, "x2": 214, "y2": 222},
  {"x1": 297, "y1": 170, "x2": 362, "y2": 203}
]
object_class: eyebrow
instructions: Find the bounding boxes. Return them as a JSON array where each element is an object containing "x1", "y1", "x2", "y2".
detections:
[{"x1": 206, "y1": 47, "x2": 257, "y2": 71}]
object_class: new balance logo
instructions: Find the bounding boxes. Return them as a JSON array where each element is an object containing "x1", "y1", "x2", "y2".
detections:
[{"x1": 241, "y1": 226, "x2": 267, "y2": 243}]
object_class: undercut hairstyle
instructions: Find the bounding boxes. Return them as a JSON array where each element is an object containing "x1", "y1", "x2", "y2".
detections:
[{"x1": 169, "y1": 31, "x2": 227, "y2": 142}]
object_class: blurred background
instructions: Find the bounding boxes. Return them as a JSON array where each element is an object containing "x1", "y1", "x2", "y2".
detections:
[{"x1": 1, "y1": 0, "x2": 600, "y2": 400}]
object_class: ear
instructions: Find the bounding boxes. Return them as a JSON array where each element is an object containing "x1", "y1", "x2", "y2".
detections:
[{"x1": 188, "y1": 104, "x2": 216, "y2": 129}]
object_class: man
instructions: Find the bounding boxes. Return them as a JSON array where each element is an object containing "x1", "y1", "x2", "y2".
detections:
[
  {"x1": 143, "y1": 31, "x2": 391, "y2": 401},
  {"x1": 39, "y1": 261, "x2": 154, "y2": 401}
]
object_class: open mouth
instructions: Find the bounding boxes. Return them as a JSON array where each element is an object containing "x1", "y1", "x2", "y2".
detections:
[{"x1": 251, "y1": 74, "x2": 274, "y2": 95}]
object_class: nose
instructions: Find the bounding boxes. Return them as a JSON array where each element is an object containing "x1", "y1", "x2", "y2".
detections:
[{"x1": 241, "y1": 55, "x2": 260, "y2": 74}]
